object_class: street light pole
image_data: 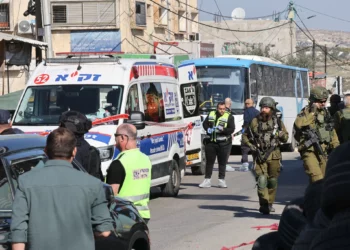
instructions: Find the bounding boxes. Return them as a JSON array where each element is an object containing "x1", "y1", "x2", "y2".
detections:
[
  {"x1": 41, "y1": 0, "x2": 54, "y2": 58},
  {"x1": 312, "y1": 39, "x2": 316, "y2": 79}
]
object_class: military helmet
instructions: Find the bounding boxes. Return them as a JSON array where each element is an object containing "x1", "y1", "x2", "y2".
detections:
[
  {"x1": 59, "y1": 110, "x2": 92, "y2": 135},
  {"x1": 259, "y1": 97, "x2": 276, "y2": 109},
  {"x1": 309, "y1": 86, "x2": 329, "y2": 101}
]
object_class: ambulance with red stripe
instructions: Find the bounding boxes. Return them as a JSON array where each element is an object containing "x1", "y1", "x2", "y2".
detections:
[{"x1": 12, "y1": 57, "x2": 189, "y2": 197}]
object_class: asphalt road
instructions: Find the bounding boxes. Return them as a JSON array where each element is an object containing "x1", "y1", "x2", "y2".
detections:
[{"x1": 148, "y1": 152, "x2": 309, "y2": 250}]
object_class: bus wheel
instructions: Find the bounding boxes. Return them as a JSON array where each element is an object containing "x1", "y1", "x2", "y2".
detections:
[
  {"x1": 191, "y1": 150, "x2": 206, "y2": 175},
  {"x1": 161, "y1": 159, "x2": 181, "y2": 197}
]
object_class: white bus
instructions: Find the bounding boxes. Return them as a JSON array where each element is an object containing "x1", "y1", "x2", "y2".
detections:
[{"x1": 180, "y1": 57, "x2": 310, "y2": 151}]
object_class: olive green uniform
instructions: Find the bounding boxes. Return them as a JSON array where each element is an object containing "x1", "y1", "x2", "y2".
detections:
[
  {"x1": 334, "y1": 106, "x2": 350, "y2": 144},
  {"x1": 294, "y1": 105, "x2": 339, "y2": 183},
  {"x1": 242, "y1": 115, "x2": 288, "y2": 209}
]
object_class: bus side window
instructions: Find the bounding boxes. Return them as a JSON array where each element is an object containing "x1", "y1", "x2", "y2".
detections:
[{"x1": 250, "y1": 65, "x2": 258, "y2": 98}]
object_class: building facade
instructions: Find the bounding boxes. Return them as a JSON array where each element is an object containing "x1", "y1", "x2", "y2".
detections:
[{"x1": 0, "y1": 0, "x2": 199, "y2": 94}]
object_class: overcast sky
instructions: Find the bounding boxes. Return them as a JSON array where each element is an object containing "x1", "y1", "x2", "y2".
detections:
[{"x1": 198, "y1": 0, "x2": 350, "y2": 32}]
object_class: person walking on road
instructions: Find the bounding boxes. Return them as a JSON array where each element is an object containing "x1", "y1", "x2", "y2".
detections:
[
  {"x1": 106, "y1": 123, "x2": 152, "y2": 224},
  {"x1": 334, "y1": 91, "x2": 350, "y2": 144},
  {"x1": 59, "y1": 111, "x2": 104, "y2": 181},
  {"x1": 294, "y1": 86, "x2": 339, "y2": 183},
  {"x1": 11, "y1": 128, "x2": 113, "y2": 250},
  {"x1": 241, "y1": 99, "x2": 260, "y2": 171},
  {"x1": 199, "y1": 102, "x2": 235, "y2": 188},
  {"x1": 0, "y1": 110, "x2": 23, "y2": 135},
  {"x1": 242, "y1": 97, "x2": 288, "y2": 215}
]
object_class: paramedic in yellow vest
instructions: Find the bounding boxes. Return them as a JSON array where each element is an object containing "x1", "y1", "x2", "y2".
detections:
[
  {"x1": 106, "y1": 124, "x2": 152, "y2": 224},
  {"x1": 199, "y1": 102, "x2": 235, "y2": 188}
]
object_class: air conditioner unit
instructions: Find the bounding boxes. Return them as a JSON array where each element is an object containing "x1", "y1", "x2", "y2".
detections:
[{"x1": 17, "y1": 19, "x2": 35, "y2": 34}]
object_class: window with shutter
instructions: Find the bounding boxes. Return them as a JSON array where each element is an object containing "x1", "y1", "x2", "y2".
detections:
[
  {"x1": 136, "y1": 2, "x2": 146, "y2": 26},
  {"x1": 52, "y1": 1, "x2": 116, "y2": 26}
]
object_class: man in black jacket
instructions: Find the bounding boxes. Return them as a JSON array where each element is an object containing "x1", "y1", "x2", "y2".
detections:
[
  {"x1": 59, "y1": 111, "x2": 104, "y2": 181},
  {"x1": 199, "y1": 102, "x2": 235, "y2": 188}
]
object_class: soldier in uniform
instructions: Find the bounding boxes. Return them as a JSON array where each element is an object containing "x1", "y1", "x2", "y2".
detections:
[
  {"x1": 242, "y1": 97, "x2": 288, "y2": 215},
  {"x1": 294, "y1": 86, "x2": 339, "y2": 183},
  {"x1": 334, "y1": 91, "x2": 350, "y2": 144}
]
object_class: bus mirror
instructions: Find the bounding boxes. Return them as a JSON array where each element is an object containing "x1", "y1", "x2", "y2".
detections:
[{"x1": 124, "y1": 111, "x2": 145, "y2": 130}]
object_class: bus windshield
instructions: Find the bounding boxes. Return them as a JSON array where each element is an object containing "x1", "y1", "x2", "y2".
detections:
[
  {"x1": 197, "y1": 66, "x2": 247, "y2": 114},
  {"x1": 13, "y1": 85, "x2": 124, "y2": 125}
]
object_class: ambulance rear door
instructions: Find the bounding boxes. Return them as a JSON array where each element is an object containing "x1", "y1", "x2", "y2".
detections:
[{"x1": 178, "y1": 63, "x2": 205, "y2": 175}]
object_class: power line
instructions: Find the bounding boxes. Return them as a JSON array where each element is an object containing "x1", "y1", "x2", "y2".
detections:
[
  {"x1": 279, "y1": 46, "x2": 311, "y2": 59},
  {"x1": 212, "y1": 0, "x2": 246, "y2": 47},
  {"x1": 150, "y1": 0, "x2": 291, "y2": 33},
  {"x1": 295, "y1": 10, "x2": 314, "y2": 40},
  {"x1": 296, "y1": 4, "x2": 350, "y2": 24},
  {"x1": 133, "y1": 35, "x2": 171, "y2": 55},
  {"x1": 148, "y1": 33, "x2": 191, "y2": 53},
  {"x1": 178, "y1": 0, "x2": 288, "y2": 20}
]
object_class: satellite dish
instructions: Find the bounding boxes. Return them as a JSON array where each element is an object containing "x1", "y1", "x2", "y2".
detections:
[{"x1": 231, "y1": 8, "x2": 246, "y2": 20}]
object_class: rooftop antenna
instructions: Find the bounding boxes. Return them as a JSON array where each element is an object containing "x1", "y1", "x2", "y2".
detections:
[{"x1": 231, "y1": 7, "x2": 246, "y2": 20}]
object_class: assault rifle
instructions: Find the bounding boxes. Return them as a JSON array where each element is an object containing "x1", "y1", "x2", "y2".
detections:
[
  {"x1": 302, "y1": 127, "x2": 326, "y2": 159},
  {"x1": 248, "y1": 127, "x2": 264, "y2": 163}
]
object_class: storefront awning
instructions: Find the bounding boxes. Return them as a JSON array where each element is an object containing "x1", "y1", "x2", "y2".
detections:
[{"x1": 0, "y1": 32, "x2": 48, "y2": 47}]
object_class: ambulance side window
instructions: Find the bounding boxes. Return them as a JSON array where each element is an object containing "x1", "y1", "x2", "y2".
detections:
[
  {"x1": 125, "y1": 84, "x2": 140, "y2": 114},
  {"x1": 140, "y1": 82, "x2": 165, "y2": 123}
]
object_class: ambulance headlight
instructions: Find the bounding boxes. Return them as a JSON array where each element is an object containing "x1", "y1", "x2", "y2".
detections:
[{"x1": 98, "y1": 146, "x2": 114, "y2": 162}]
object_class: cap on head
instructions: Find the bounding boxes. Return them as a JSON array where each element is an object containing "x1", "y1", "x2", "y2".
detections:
[
  {"x1": 343, "y1": 90, "x2": 350, "y2": 97},
  {"x1": 0, "y1": 110, "x2": 11, "y2": 124},
  {"x1": 259, "y1": 97, "x2": 276, "y2": 109},
  {"x1": 58, "y1": 111, "x2": 92, "y2": 135},
  {"x1": 309, "y1": 86, "x2": 329, "y2": 102}
]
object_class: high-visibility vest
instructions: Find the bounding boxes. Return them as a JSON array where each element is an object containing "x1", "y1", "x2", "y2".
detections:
[
  {"x1": 208, "y1": 111, "x2": 230, "y2": 142},
  {"x1": 115, "y1": 148, "x2": 151, "y2": 219}
]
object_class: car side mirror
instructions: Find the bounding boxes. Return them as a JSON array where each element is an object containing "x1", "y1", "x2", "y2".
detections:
[
  {"x1": 103, "y1": 184, "x2": 114, "y2": 205},
  {"x1": 124, "y1": 111, "x2": 146, "y2": 130}
]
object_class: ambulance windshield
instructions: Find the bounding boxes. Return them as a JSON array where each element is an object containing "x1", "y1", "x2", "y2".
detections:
[{"x1": 13, "y1": 85, "x2": 124, "y2": 125}]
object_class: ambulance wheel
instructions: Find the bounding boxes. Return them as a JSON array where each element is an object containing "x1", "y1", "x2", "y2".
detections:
[
  {"x1": 191, "y1": 150, "x2": 206, "y2": 175},
  {"x1": 161, "y1": 159, "x2": 181, "y2": 197}
]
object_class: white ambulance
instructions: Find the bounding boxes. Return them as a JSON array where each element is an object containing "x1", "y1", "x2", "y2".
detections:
[
  {"x1": 12, "y1": 57, "x2": 188, "y2": 197},
  {"x1": 177, "y1": 63, "x2": 206, "y2": 175}
]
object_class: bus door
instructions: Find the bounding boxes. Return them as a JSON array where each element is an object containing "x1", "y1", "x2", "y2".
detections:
[{"x1": 294, "y1": 70, "x2": 304, "y2": 114}]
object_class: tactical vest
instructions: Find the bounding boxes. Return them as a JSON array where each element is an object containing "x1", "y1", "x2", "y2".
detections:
[
  {"x1": 115, "y1": 149, "x2": 151, "y2": 219},
  {"x1": 340, "y1": 108, "x2": 350, "y2": 142},
  {"x1": 257, "y1": 117, "x2": 278, "y2": 151},
  {"x1": 208, "y1": 111, "x2": 230, "y2": 142},
  {"x1": 315, "y1": 111, "x2": 331, "y2": 144}
]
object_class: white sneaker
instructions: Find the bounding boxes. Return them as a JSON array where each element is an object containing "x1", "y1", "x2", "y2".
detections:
[
  {"x1": 199, "y1": 179, "x2": 211, "y2": 188},
  {"x1": 240, "y1": 162, "x2": 249, "y2": 172},
  {"x1": 226, "y1": 165, "x2": 235, "y2": 172},
  {"x1": 218, "y1": 179, "x2": 227, "y2": 188}
]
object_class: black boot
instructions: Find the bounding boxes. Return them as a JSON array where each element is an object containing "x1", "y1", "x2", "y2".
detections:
[
  {"x1": 269, "y1": 204, "x2": 275, "y2": 213},
  {"x1": 259, "y1": 205, "x2": 270, "y2": 215}
]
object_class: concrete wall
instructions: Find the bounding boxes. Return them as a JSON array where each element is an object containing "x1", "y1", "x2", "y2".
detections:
[{"x1": 199, "y1": 20, "x2": 296, "y2": 57}]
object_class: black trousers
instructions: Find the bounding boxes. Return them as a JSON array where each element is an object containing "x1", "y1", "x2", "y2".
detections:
[
  {"x1": 205, "y1": 140, "x2": 232, "y2": 179},
  {"x1": 241, "y1": 144, "x2": 251, "y2": 163}
]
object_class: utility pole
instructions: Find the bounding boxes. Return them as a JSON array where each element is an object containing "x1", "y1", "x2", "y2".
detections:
[
  {"x1": 41, "y1": 0, "x2": 54, "y2": 58},
  {"x1": 312, "y1": 39, "x2": 316, "y2": 79},
  {"x1": 288, "y1": 1, "x2": 295, "y2": 57},
  {"x1": 324, "y1": 45, "x2": 327, "y2": 75},
  {"x1": 35, "y1": 0, "x2": 43, "y2": 65}
]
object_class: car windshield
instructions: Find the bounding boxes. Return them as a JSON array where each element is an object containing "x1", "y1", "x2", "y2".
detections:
[
  {"x1": 13, "y1": 85, "x2": 124, "y2": 125},
  {"x1": 197, "y1": 66, "x2": 248, "y2": 114}
]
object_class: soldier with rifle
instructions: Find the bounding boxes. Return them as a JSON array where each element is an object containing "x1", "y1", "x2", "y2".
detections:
[
  {"x1": 242, "y1": 97, "x2": 288, "y2": 215},
  {"x1": 294, "y1": 86, "x2": 339, "y2": 183}
]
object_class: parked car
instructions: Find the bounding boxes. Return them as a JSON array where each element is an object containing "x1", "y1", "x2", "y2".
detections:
[{"x1": 0, "y1": 134, "x2": 150, "y2": 250}]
